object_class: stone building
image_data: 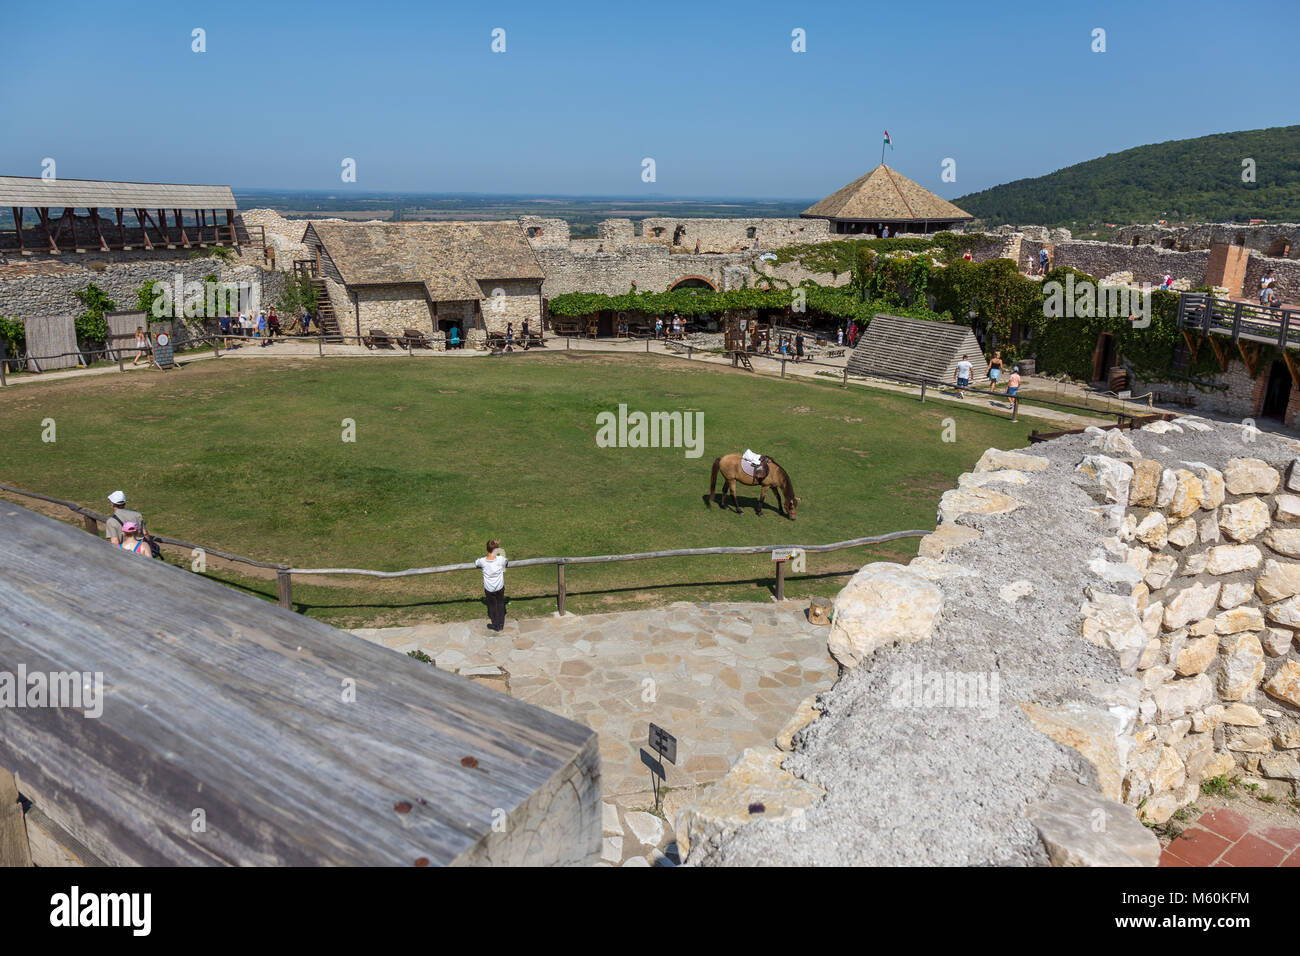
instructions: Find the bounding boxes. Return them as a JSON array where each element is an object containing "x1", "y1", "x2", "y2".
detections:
[
  {"x1": 300, "y1": 221, "x2": 544, "y2": 343},
  {"x1": 801, "y1": 164, "x2": 973, "y2": 236}
]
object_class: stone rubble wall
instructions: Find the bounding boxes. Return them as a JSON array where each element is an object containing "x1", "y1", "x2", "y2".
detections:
[
  {"x1": 636, "y1": 218, "x2": 830, "y2": 253},
  {"x1": 1113, "y1": 223, "x2": 1300, "y2": 258},
  {"x1": 0, "y1": 257, "x2": 285, "y2": 351},
  {"x1": 1075, "y1": 428, "x2": 1300, "y2": 824},
  {"x1": 680, "y1": 421, "x2": 1300, "y2": 867}
]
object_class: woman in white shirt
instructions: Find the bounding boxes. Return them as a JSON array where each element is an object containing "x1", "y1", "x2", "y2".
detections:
[{"x1": 475, "y1": 539, "x2": 508, "y2": 631}]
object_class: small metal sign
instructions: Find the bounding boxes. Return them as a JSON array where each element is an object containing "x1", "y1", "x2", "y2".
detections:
[
  {"x1": 152, "y1": 322, "x2": 175, "y2": 368},
  {"x1": 648, "y1": 722, "x2": 677, "y2": 765}
]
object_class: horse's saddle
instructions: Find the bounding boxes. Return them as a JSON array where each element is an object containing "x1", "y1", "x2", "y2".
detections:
[{"x1": 741, "y1": 452, "x2": 769, "y2": 480}]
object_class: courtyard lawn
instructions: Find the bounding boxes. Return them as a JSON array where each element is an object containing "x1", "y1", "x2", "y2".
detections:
[{"x1": 0, "y1": 352, "x2": 1056, "y2": 627}]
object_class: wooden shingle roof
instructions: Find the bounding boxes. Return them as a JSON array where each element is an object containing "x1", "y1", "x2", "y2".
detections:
[
  {"x1": 802, "y1": 165, "x2": 972, "y2": 223},
  {"x1": 0, "y1": 176, "x2": 236, "y2": 209},
  {"x1": 302, "y1": 221, "x2": 543, "y2": 301}
]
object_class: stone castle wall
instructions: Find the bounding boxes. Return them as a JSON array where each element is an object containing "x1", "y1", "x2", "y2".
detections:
[
  {"x1": 682, "y1": 422, "x2": 1300, "y2": 867},
  {"x1": 532, "y1": 245, "x2": 756, "y2": 298},
  {"x1": 636, "y1": 218, "x2": 831, "y2": 253},
  {"x1": 0, "y1": 257, "x2": 285, "y2": 350},
  {"x1": 1113, "y1": 223, "x2": 1300, "y2": 257}
]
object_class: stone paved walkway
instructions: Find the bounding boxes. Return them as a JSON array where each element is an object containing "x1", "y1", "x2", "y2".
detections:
[
  {"x1": 1160, "y1": 807, "x2": 1300, "y2": 867},
  {"x1": 351, "y1": 599, "x2": 837, "y2": 865}
]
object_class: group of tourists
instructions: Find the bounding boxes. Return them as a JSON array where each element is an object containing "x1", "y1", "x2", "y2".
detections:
[
  {"x1": 1261, "y1": 270, "x2": 1278, "y2": 306},
  {"x1": 653, "y1": 315, "x2": 688, "y2": 340},
  {"x1": 104, "y1": 490, "x2": 158, "y2": 558},
  {"x1": 777, "y1": 333, "x2": 805, "y2": 362},
  {"x1": 954, "y1": 350, "x2": 1020, "y2": 413},
  {"x1": 219, "y1": 307, "x2": 281, "y2": 346}
]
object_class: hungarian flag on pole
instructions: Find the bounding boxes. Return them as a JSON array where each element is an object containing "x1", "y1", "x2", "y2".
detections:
[{"x1": 883, "y1": 130, "x2": 893, "y2": 149}]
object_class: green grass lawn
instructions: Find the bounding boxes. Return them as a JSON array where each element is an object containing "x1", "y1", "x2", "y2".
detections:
[{"x1": 0, "y1": 352, "x2": 1055, "y2": 627}]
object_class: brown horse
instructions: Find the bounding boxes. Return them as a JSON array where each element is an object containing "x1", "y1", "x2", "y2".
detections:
[{"x1": 708, "y1": 454, "x2": 800, "y2": 519}]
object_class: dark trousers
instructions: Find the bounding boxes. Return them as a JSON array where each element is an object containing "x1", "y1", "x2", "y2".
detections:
[{"x1": 485, "y1": 587, "x2": 506, "y2": 629}]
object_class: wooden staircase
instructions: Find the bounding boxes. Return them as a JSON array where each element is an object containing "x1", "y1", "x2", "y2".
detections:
[
  {"x1": 731, "y1": 350, "x2": 754, "y2": 371},
  {"x1": 310, "y1": 279, "x2": 342, "y2": 341}
]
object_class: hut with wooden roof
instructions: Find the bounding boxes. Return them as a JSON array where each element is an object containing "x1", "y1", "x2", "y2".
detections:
[
  {"x1": 300, "y1": 221, "x2": 545, "y2": 344},
  {"x1": 801, "y1": 165, "x2": 973, "y2": 236}
]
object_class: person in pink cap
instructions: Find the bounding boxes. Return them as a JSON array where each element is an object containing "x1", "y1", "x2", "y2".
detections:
[{"x1": 117, "y1": 521, "x2": 149, "y2": 556}]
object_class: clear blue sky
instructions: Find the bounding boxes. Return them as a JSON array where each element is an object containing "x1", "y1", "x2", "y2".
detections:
[{"x1": 2, "y1": 0, "x2": 1296, "y2": 199}]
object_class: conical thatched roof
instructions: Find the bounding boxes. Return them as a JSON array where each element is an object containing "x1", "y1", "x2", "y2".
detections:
[{"x1": 801, "y1": 165, "x2": 972, "y2": 223}]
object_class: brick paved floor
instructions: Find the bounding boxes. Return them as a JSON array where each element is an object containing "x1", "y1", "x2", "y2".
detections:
[{"x1": 1160, "y1": 808, "x2": 1300, "y2": 867}]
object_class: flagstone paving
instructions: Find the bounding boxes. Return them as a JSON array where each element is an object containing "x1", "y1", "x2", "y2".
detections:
[{"x1": 351, "y1": 600, "x2": 837, "y2": 865}]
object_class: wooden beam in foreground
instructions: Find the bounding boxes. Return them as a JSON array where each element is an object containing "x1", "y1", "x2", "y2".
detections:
[{"x1": 0, "y1": 504, "x2": 600, "y2": 866}]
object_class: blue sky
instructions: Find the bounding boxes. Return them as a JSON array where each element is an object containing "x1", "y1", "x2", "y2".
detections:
[{"x1": 2, "y1": 0, "x2": 1296, "y2": 199}]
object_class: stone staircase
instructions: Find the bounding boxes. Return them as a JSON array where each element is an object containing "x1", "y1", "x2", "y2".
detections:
[{"x1": 846, "y1": 313, "x2": 984, "y2": 384}]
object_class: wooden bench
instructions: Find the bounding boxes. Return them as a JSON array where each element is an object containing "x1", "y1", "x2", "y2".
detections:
[
  {"x1": 362, "y1": 328, "x2": 395, "y2": 349},
  {"x1": 402, "y1": 328, "x2": 433, "y2": 349}
]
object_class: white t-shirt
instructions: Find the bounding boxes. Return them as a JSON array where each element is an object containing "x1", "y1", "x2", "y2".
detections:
[
  {"x1": 956, "y1": 360, "x2": 973, "y2": 379},
  {"x1": 476, "y1": 553, "x2": 507, "y2": 591}
]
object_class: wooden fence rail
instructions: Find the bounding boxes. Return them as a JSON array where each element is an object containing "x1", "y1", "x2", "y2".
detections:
[{"x1": 0, "y1": 481, "x2": 929, "y2": 613}]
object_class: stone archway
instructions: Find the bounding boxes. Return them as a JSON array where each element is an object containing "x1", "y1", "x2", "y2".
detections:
[{"x1": 669, "y1": 275, "x2": 717, "y2": 292}]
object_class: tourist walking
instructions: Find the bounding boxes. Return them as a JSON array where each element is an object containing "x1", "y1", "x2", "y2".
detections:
[
  {"x1": 986, "y1": 350, "x2": 1004, "y2": 391},
  {"x1": 1006, "y1": 366, "x2": 1022, "y2": 414},
  {"x1": 116, "y1": 521, "x2": 150, "y2": 557},
  {"x1": 268, "y1": 307, "x2": 280, "y2": 338},
  {"x1": 1261, "y1": 270, "x2": 1276, "y2": 306},
  {"x1": 795, "y1": 332, "x2": 804, "y2": 363},
  {"x1": 521, "y1": 318, "x2": 530, "y2": 349},
  {"x1": 955, "y1": 353, "x2": 973, "y2": 399},
  {"x1": 131, "y1": 326, "x2": 148, "y2": 366},
  {"x1": 476, "y1": 539, "x2": 508, "y2": 631},
  {"x1": 654, "y1": 316, "x2": 663, "y2": 340},
  {"x1": 1038, "y1": 247, "x2": 1049, "y2": 276},
  {"x1": 836, "y1": 326, "x2": 843, "y2": 346},
  {"x1": 219, "y1": 312, "x2": 232, "y2": 346},
  {"x1": 105, "y1": 490, "x2": 146, "y2": 547}
]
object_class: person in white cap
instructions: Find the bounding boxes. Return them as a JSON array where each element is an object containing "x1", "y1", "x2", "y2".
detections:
[{"x1": 105, "y1": 490, "x2": 146, "y2": 546}]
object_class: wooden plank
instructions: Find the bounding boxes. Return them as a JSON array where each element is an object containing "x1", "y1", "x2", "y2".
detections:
[
  {"x1": 1283, "y1": 350, "x2": 1300, "y2": 390},
  {"x1": 0, "y1": 768, "x2": 32, "y2": 867},
  {"x1": 1180, "y1": 328, "x2": 1201, "y2": 362},
  {"x1": 0, "y1": 503, "x2": 601, "y2": 866},
  {"x1": 133, "y1": 208, "x2": 153, "y2": 250},
  {"x1": 1207, "y1": 335, "x2": 1231, "y2": 372},
  {"x1": 88, "y1": 208, "x2": 110, "y2": 252},
  {"x1": 1236, "y1": 341, "x2": 1260, "y2": 377}
]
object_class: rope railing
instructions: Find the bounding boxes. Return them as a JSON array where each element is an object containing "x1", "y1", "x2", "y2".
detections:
[{"x1": 0, "y1": 481, "x2": 928, "y2": 613}]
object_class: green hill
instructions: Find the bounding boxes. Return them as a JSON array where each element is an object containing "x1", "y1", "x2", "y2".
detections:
[{"x1": 955, "y1": 126, "x2": 1300, "y2": 227}]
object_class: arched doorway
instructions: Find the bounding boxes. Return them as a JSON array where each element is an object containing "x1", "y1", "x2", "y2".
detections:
[
  {"x1": 1262, "y1": 360, "x2": 1292, "y2": 420},
  {"x1": 669, "y1": 276, "x2": 716, "y2": 292}
]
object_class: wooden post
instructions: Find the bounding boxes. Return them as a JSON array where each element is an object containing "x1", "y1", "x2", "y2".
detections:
[
  {"x1": 842, "y1": 367, "x2": 848, "y2": 387},
  {"x1": 276, "y1": 569, "x2": 293, "y2": 610},
  {"x1": 781, "y1": 358, "x2": 786, "y2": 378},
  {"x1": 556, "y1": 563, "x2": 566, "y2": 615},
  {"x1": 920, "y1": 381, "x2": 927, "y2": 402},
  {"x1": 318, "y1": 334, "x2": 324, "y2": 357},
  {"x1": 82, "y1": 514, "x2": 98, "y2": 535},
  {"x1": 1011, "y1": 396, "x2": 1020, "y2": 422},
  {"x1": 775, "y1": 558, "x2": 787, "y2": 601}
]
